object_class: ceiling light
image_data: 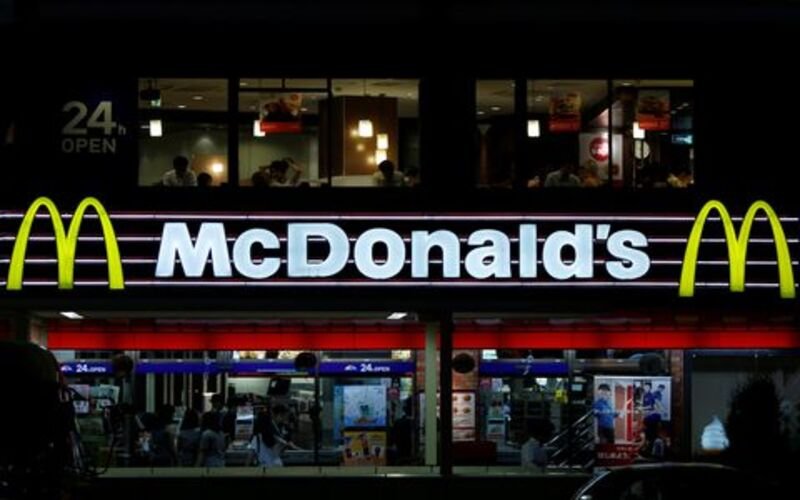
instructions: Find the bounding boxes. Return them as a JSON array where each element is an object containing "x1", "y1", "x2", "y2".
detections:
[
  {"x1": 358, "y1": 119, "x2": 374, "y2": 138},
  {"x1": 192, "y1": 95, "x2": 205, "y2": 101},
  {"x1": 477, "y1": 110, "x2": 485, "y2": 116},
  {"x1": 149, "y1": 119, "x2": 163, "y2": 137},
  {"x1": 177, "y1": 104, "x2": 187, "y2": 109},
  {"x1": 527, "y1": 119, "x2": 540, "y2": 138},
  {"x1": 632, "y1": 121, "x2": 646, "y2": 139},
  {"x1": 490, "y1": 106, "x2": 501, "y2": 112},
  {"x1": 60, "y1": 311, "x2": 83, "y2": 320},
  {"x1": 211, "y1": 162, "x2": 224, "y2": 174},
  {"x1": 240, "y1": 81, "x2": 249, "y2": 87},
  {"x1": 387, "y1": 312, "x2": 408, "y2": 320},
  {"x1": 376, "y1": 133, "x2": 389, "y2": 150},
  {"x1": 253, "y1": 120, "x2": 265, "y2": 137}
]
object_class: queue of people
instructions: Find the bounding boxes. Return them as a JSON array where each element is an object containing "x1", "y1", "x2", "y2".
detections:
[{"x1": 134, "y1": 395, "x2": 301, "y2": 468}]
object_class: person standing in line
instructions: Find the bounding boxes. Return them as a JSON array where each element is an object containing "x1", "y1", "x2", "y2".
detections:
[
  {"x1": 177, "y1": 409, "x2": 202, "y2": 467},
  {"x1": 197, "y1": 411, "x2": 226, "y2": 467}
]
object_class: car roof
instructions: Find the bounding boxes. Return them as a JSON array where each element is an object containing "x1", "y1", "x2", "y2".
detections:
[{"x1": 604, "y1": 462, "x2": 737, "y2": 474}]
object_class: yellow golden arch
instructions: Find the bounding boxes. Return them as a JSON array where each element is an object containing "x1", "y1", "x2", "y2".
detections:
[
  {"x1": 679, "y1": 200, "x2": 795, "y2": 299},
  {"x1": 6, "y1": 196, "x2": 124, "y2": 290}
]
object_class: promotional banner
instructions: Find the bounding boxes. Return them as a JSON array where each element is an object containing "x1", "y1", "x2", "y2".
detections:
[
  {"x1": 343, "y1": 385, "x2": 387, "y2": 428},
  {"x1": 548, "y1": 92, "x2": 582, "y2": 132},
  {"x1": 593, "y1": 375, "x2": 671, "y2": 466},
  {"x1": 259, "y1": 93, "x2": 303, "y2": 134},
  {"x1": 636, "y1": 90, "x2": 671, "y2": 131},
  {"x1": 342, "y1": 431, "x2": 387, "y2": 466}
]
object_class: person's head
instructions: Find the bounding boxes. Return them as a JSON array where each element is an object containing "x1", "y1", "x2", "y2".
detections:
[
  {"x1": 378, "y1": 160, "x2": 396, "y2": 183},
  {"x1": 181, "y1": 409, "x2": 200, "y2": 431},
  {"x1": 271, "y1": 403, "x2": 290, "y2": 424},
  {"x1": 644, "y1": 415, "x2": 662, "y2": 440},
  {"x1": 173, "y1": 156, "x2": 190, "y2": 176},
  {"x1": 197, "y1": 172, "x2": 212, "y2": 187},
  {"x1": 657, "y1": 384, "x2": 665, "y2": 392},
  {"x1": 597, "y1": 383, "x2": 611, "y2": 400},
  {"x1": 156, "y1": 404, "x2": 175, "y2": 427},
  {"x1": 268, "y1": 160, "x2": 290, "y2": 183},
  {"x1": 210, "y1": 393, "x2": 224, "y2": 411},
  {"x1": 644, "y1": 382, "x2": 652, "y2": 393},
  {"x1": 559, "y1": 162, "x2": 574, "y2": 177},
  {"x1": 139, "y1": 412, "x2": 159, "y2": 432},
  {"x1": 201, "y1": 411, "x2": 221, "y2": 433},
  {"x1": 251, "y1": 170, "x2": 268, "y2": 187}
]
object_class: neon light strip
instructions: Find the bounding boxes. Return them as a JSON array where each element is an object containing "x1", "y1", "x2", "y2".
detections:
[
  {"x1": 1, "y1": 258, "x2": 797, "y2": 266},
  {"x1": 1, "y1": 213, "x2": 798, "y2": 223},
  {"x1": 1, "y1": 235, "x2": 797, "y2": 245}
]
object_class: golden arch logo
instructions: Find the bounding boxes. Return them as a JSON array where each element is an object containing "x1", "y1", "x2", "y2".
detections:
[
  {"x1": 679, "y1": 200, "x2": 795, "y2": 299},
  {"x1": 6, "y1": 197, "x2": 124, "y2": 290}
]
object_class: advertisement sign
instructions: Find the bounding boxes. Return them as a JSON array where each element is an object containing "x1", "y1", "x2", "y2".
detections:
[
  {"x1": 593, "y1": 376, "x2": 671, "y2": 466},
  {"x1": 579, "y1": 133, "x2": 623, "y2": 184},
  {"x1": 452, "y1": 391, "x2": 476, "y2": 429},
  {"x1": 343, "y1": 385, "x2": 387, "y2": 428},
  {"x1": 259, "y1": 93, "x2": 303, "y2": 134},
  {"x1": 636, "y1": 90, "x2": 671, "y2": 131},
  {"x1": 342, "y1": 431, "x2": 387, "y2": 466},
  {"x1": 549, "y1": 92, "x2": 582, "y2": 132}
]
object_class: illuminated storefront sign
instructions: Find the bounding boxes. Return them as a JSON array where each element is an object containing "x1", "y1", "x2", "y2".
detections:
[{"x1": 1, "y1": 197, "x2": 797, "y2": 297}]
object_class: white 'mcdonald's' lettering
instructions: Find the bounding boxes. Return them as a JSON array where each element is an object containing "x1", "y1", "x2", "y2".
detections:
[{"x1": 155, "y1": 222, "x2": 651, "y2": 282}]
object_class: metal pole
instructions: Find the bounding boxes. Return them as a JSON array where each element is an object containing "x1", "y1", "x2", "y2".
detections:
[
  {"x1": 439, "y1": 315, "x2": 454, "y2": 477},
  {"x1": 424, "y1": 323, "x2": 438, "y2": 467}
]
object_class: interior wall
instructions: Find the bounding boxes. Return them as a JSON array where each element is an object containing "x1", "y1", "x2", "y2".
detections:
[{"x1": 139, "y1": 128, "x2": 228, "y2": 185}]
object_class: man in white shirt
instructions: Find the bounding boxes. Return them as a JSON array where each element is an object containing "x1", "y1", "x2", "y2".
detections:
[{"x1": 162, "y1": 156, "x2": 197, "y2": 187}]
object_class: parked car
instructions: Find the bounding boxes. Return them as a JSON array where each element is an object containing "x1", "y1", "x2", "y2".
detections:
[{"x1": 572, "y1": 462, "x2": 778, "y2": 500}]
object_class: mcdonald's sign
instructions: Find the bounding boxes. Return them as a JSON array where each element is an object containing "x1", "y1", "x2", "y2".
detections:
[
  {"x1": 679, "y1": 200, "x2": 796, "y2": 299},
  {"x1": 6, "y1": 196, "x2": 124, "y2": 290},
  {"x1": 0, "y1": 196, "x2": 797, "y2": 298}
]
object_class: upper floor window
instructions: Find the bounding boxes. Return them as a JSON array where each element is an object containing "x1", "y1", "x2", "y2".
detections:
[
  {"x1": 138, "y1": 78, "x2": 229, "y2": 187},
  {"x1": 239, "y1": 78, "x2": 419, "y2": 188},
  {"x1": 476, "y1": 78, "x2": 695, "y2": 189}
]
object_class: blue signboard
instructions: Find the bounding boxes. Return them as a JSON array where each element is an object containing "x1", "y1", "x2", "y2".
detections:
[
  {"x1": 478, "y1": 359, "x2": 568, "y2": 377},
  {"x1": 60, "y1": 361, "x2": 112, "y2": 375}
]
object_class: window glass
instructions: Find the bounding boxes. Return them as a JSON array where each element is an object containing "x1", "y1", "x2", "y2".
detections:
[
  {"x1": 239, "y1": 78, "x2": 327, "y2": 187},
  {"x1": 138, "y1": 78, "x2": 229, "y2": 187},
  {"x1": 612, "y1": 80, "x2": 695, "y2": 189},
  {"x1": 328, "y1": 79, "x2": 420, "y2": 187},
  {"x1": 476, "y1": 80, "x2": 515, "y2": 187},
  {"x1": 526, "y1": 80, "x2": 611, "y2": 189}
]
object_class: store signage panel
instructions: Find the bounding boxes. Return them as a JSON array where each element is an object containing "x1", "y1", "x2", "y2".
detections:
[
  {"x1": 1, "y1": 197, "x2": 798, "y2": 298},
  {"x1": 59, "y1": 359, "x2": 415, "y2": 376}
]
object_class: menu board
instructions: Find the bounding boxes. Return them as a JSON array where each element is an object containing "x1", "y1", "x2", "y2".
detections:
[
  {"x1": 453, "y1": 391, "x2": 476, "y2": 442},
  {"x1": 343, "y1": 431, "x2": 387, "y2": 466},
  {"x1": 343, "y1": 385, "x2": 387, "y2": 428}
]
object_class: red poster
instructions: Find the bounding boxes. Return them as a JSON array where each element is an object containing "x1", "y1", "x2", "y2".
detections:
[
  {"x1": 549, "y1": 92, "x2": 582, "y2": 133},
  {"x1": 636, "y1": 90, "x2": 670, "y2": 131},
  {"x1": 259, "y1": 93, "x2": 303, "y2": 134}
]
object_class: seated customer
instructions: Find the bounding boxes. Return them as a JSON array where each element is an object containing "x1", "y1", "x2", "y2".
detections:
[
  {"x1": 162, "y1": 156, "x2": 197, "y2": 187},
  {"x1": 544, "y1": 163, "x2": 580, "y2": 188},
  {"x1": 373, "y1": 160, "x2": 405, "y2": 187},
  {"x1": 267, "y1": 158, "x2": 303, "y2": 187}
]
